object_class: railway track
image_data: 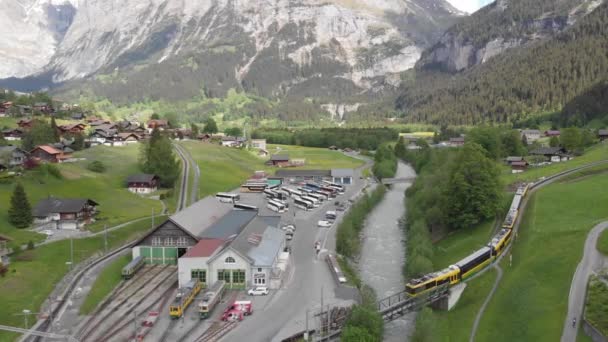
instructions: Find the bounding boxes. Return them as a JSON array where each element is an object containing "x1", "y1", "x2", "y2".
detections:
[
  {"x1": 194, "y1": 321, "x2": 237, "y2": 342},
  {"x1": 96, "y1": 279, "x2": 177, "y2": 342},
  {"x1": 78, "y1": 266, "x2": 175, "y2": 342},
  {"x1": 174, "y1": 143, "x2": 191, "y2": 211}
]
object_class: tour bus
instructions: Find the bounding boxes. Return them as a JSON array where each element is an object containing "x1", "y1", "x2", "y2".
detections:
[
  {"x1": 298, "y1": 187, "x2": 313, "y2": 194},
  {"x1": 263, "y1": 189, "x2": 278, "y2": 199},
  {"x1": 234, "y1": 203, "x2": 258, "y2": 211},
  {"x1": 287, "y1": 188, "x2": 303, "y2": 198},
  {"x1": 216, "y1": 192, "x2": 240, "y2": 203},
  {"x1": 320, "y1": 186, "x2": 338, "y2": 197},
  {"x1": 307, "y1": 192, "x2": 325, "y2": 203},
  {"x1": 322, "y1": 181, "x2": 345, "y2": 193},
  {"x1": 313, "y1": 190, "x2": 329, "y2": 201},
  {"x1": 302, "y1": 195, "x2": 320, "y2": 208},
  {"x1": 306, "y1": 182, "x2": 321, "y2": 190},
  {"x1": 294, "y1": 197, "x2": 313, "y2": 211},
  {"x1": 267, "y1": 200, "x2": 287, "y2": 213},
  {"x1": 275, "y1": 190, "x2": 289, "y2": 201}
]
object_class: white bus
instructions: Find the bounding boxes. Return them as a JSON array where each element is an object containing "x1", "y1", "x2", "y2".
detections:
[
  {"x1": 302, "y1": 195, "x2": 320, "y2": 208},
  {"x1": 234, "y1": 203, "x2": 258, "y2": 210},
  {"x1": 308, "y1": 192, "x2": 326, "y2": 202},
  {"x1": 294, "y1": 197, "x2": 313, "y2": 211},
  {"x1": 320, "y1": 186, "x2": 337, "y2": 197},
  {"x1": 322, "y1": 181, "x2": 345, "y2": 193},
  {"x1": 298, "y1": 187, "x2": 313, "y2": 194},
  {"x1": 275, "y1": 190, "x2": 289, "y2": 201},
  {"x1": 313, "y1": 190, "x2": 329, "y2": 201},
  {"x1": 268, "y1": 199, "x2": 288, "y2": 213},
  {"x1": 216, "y1": 192, "x2": 240, "y2": 203},
  {"x1": 263, "y1": 189, "x2": 277, "y2": 199}
]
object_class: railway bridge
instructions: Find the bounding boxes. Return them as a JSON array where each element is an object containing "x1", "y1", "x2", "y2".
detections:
[{"x1": 381, "y1": 177, "x2": 415, "y2": 185}]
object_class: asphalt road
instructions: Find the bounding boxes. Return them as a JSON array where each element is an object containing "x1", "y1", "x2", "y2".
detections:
[
  {"x1": 561, "y1": 221, "x2": 608, "y2": 342},
  {"x1": 222, "y1": 156, "x2": 373, "y2": 342}
]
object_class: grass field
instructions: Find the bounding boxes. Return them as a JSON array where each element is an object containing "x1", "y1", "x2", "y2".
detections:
[
  {"x1": 180, "y1": 142, "x2": 364, "y2": 198},
  {"x1": 502, "y1": 142, "x2": 608, "y2": 185},
  {"x1": 80, "y1": 254, "x2": 131, "y2": 315},
  {"x1": 584, "y1": 276, "x2": 608, "y2": 337},
  {"x1": 0, "y1": 217, "x2": 164, "y2": 341},
  {"x1": 476, "y1": 174, "x2": 608, "y2": 342},
  {"x1": 597, "y1": 229, "x2": 608, "y2": 256},
  {"x1": 268, "y1": 144, "x2": 365, "y2": 170},
  {"x1": 0, "y1": 145, "x2": 162, "y2": 246}
]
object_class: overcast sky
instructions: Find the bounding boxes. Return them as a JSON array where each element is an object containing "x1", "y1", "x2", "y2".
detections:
[{"x1": 446, "y1": 0, "x2": 494, "y2": 13}]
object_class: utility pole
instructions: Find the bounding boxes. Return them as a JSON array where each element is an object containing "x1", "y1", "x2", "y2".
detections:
[
  {"x1": 152, "y1": 208, "x2": 155, "y2": 228},
  {"x1": 304, "y1": 309, "x2": 309, "y2": 341},
  {"x1": 103, "y1": 224, "x2": 108, "y2": 254},
  {"x1": 70, "y1": 238, "x2": 74, "y2": 270}
]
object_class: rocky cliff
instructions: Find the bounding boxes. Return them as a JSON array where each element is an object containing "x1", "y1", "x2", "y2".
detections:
[{"x1": 0, "y1": 0, "x2": 461, "y2": 100}]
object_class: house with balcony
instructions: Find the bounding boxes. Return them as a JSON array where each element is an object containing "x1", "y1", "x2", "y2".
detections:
[{"x1": 33, "y1": 197, "x2": 99, "y2": 230}]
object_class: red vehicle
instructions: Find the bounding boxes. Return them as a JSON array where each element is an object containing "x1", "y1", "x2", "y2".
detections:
[{"x1": 221, "y1": 300, "x2": 253, "y2": 321}]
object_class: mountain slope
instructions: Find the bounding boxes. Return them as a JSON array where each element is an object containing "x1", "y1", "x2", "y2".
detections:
[
  {"x1": 395, "y1": 0, "x2": 608, "y2": 125},
  {"x1": 418, "y1": 0, "x2": 603, "y2": 72},
  {"x1": 0, "y1": 0, "x2": 461, "y2": 103}
]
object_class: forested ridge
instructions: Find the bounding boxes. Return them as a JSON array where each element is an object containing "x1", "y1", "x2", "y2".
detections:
[{"x1": 397, "y1": 1, "x2": 608, "y2": 125}]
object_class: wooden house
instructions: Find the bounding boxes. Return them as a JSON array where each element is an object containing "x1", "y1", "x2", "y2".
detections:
[{"x1": 33, "y1": 197, "x2": 98, "y2": 230}]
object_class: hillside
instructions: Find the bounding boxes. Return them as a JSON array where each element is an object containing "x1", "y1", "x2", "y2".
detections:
[
  {"x1": 0, "y1": 0, "x2": 460, "y2": 106},
  {"x1": 395, "y1": 1, "x2": 608, "y2": 125}
]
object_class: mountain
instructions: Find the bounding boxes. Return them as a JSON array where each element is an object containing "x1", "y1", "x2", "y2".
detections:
[
  {"x1": 395, "y1": 0, "x2": 608, "y2": 125},
  {"x1": 0, "y1": 0, "x2": 461, "y2": 104},
  {"x1": 418, "y1": 0, "x2": 603, "y2": 72}
]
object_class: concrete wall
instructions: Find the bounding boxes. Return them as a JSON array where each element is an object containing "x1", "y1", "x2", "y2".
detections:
[{"x1": 583, "y1": 320, "x2": 608, "y2": 342}]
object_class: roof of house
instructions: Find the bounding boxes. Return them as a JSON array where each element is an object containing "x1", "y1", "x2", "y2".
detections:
[
  {"x1": 506, "y1": 156, "x2": 524, "y2": 162},
  {"x1": 33, "y1": 145, "x2": 62, "y2": 155},
  {"x1": 270, "y1": 154, "x2": 290, "y2": 161},
  {"x1": 599, "y1": 129, "x2": 608, "y2": 136},
  {"x1": 183, "y1": 238, "x2": 226, "y2": 258},
  {"x1": 0, "y1": 234, "x2": 12, "y2": 242},
  {"x1": 199, "y1": 209, "x2": 258, "y2": 240},
  {"x1": 34, "y1": 102, "x2": 48, "y2": 106},
  {"x1": 213, "y1": 216, "x2": 283, "y2": 266},
  {"x1": 331, "y1": 168, "x2": 354, "y2": 178},
  {"x1": 522, "y1": 129, "x2": 541, "y2": 135},
  {"x1": 511, "y1": 161, "x2": 529, "y2": 167},
  {"x1": 529, "y1": 147, "x2": 566, "y2": 155},
  {"x1": 0, "y1": 145, "x2": 25, "y2": 154},
  {"x1": 170, "y1": 196, "x2": 234, "y2": 237},
  {"x1": 147, "y1": 119, "x2": 168, "y2": 126},
  {"x1": 127, "y1": 174, "x2": 158, "y2": 184},
  {"x1": 117, "y1": 132, "x2": 140, "y2": 139},
  {"x1": 450, "y1": 137, "x2": 465, "y2": 142},
  {"x1": 33, "y1": 197, "x2": 98, "y2": 217},
  {"x1": 544, "y1": 130, "x2": 560, "y2": 135},
  {"x1": 275, "y1": 169, "x2": 331, "y2": 178}
]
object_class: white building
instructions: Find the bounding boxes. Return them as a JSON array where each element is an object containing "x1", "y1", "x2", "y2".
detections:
[{"x1": 251, "y1": 139, "x2": 267, "y2": 150}]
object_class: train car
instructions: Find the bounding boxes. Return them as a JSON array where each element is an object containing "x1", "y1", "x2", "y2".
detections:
[
  {"x1": 502, "y1": 209, "x2": 519, "y2": 229},
  {"x1": 121, "y1": 256, "x2": 145, "y2": 280},
  {"x1": 169, "y1": 279, "x2": 202, "y2": 319},
  {"x1": 198, "y1": 280, "x2": 226, "y2": 319},
  {"x1": 405, "y1": 266, "x2": 460, "y2": 297},
  {"x1": 516, "y1": 183, "x2": 529, "y2": 197},
  {"x1": 488, "y1": 228, "x2": 513, "y2": 256},
  {"x1": 453, "y1": 246, "x2": 493, "y2": 280},
  {"x1": 510, "y1": 194, "x2": 523, "y2": 211}
]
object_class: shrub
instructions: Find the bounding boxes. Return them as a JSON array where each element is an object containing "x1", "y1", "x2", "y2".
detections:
[
  {"x1": 40, "y1": 163, "x2": 63, "y2": 179},
  {"x1": 0, "y1": 264, "x2": 7, "y2": 278},
  {"x1": 27, "y1": 240, "x2": 35, "y2": 250},
  {"x1": 87, "y1": 160, "x2": 106, "y2": 173}
]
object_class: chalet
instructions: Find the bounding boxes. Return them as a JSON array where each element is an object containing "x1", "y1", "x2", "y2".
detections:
[
  {"x1": 126, "y1": 174, "x2": 159, "y2": 194},
  {"x1": 33, "y1": 197, "x2": 98, "y2": 230},
  {"x1": 17, "y1": 118, "x2": 33, "y2": 129},
  {"x1": 0, "y1": 146, "x2": 27, "y2": 168},
  {"x1": 268, "y1": 154, "x2": 290, "y2": 167},
  {"x1": 0, "y1": 103, "x2": 8, "y2": 117},
  {"x1": 50, "y1": 141, "x2": 75, "y2": 154},
  {"x1": 221, "y1": 136, "x2": 246, "y2": 147},
  {"x1": 599, "y1": 129, "x2": 608, "y2": 141},
  {"x1": 117, "y1": 120, "x2": 141, "y2": 132},
  {"x1": 30, "y1": 145, "x2": 72, "y2": 163},
  {"x1": 0, "y1": 235, "x2": 12, "y2": 266},
  {"x1": 521, "y1": 129, "x2": 541, "y2": 144},
  {"x1": 89, "y1": 119, "x2": 113, "y2": 127},
  {"x1": 16, "y1": 105, "x2": 31, "y2": 115},
  {"x1": 58, "y1": 123, "x2": 87, "y2": 135},
  {"x1": 71, "y1": 113, "x2": 85, "y2": 120},
  {"x1": 529, "y1": 147, "x2": 570, "y2": 162},
  {"x1": 544, "y1": 130, "x2": 560, "y2": 137},
  {"x1": 2, "y1": 128, "x2": 23, "y2": 141},
  {"x1": 33, "y1": 102, "x2": 51, "y2": 113},
  {"x1": 115, "y1": 133, "x2": 140, "y2": 144},
  {"x1": 147, "y1": 119, "x2": 169, "y2": 130},
  {"x1": 251, "y1": 139, "x2": 267, "y2": 150},
  {"x1": 511, "y1": 161, "x2": 529, "y2": 173},
  {"x1": 449, "y1": 137, "x2": 465, "y2": 147},
  {"x1": 505, "y1": 156, "x2": 525, "y2": 165}
]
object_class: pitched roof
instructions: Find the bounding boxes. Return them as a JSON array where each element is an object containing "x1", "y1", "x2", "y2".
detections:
[
  {"x1": 270, "y1": 154, "x2": 289, "y2": 161},
  {"x1": 529, "y1": 147, "x2": 566, "y2": 155},
  {"x1": 511, "y1": 161, "x2": 529, "y2": 167},
  {"x1": 599, "y1": 129, "x2": 608, "y2": 136},
  {"x1": 0, "y1": 234, "x2": 12, "y2": 242},
  {"x1": 331, "y1": 168, "x2": 354, "y2": 178},
  {"x1": 183, "y1": 238, "x2": 226, "y2": 258},
  {"x1": 449, "y1": 137, "x2": 465, "y2": 142},
  {"x1": 506, "y1": 156, "x2": 524, "y2": 162},
  {"x1": 522, "y1": 129, "x2": 541, "y2": 135},
  {"x1": 170, "y1": 196, "x2": 234, "y2": 237},
  {"x1": 275, "y1": 169, "x2": 331, "y2": 178},
  {"x1": 127, "y1": 174, "x2": 157, "y2": 183},
  {"x1": 226, "y1": 216, "x2": 283, "y2": 266},
  {"x1": 34, "y1": 145, "x2": 62, "y2": 155},
  {"x1": 33, "y1": 197, "x2": 98, "y2": 217},
  {"x1": 199, "y1": 209, "x2": 258, "y2": 240},
  {"x1": 117, "y1": 132, "x2": 140, "y2": 140}
]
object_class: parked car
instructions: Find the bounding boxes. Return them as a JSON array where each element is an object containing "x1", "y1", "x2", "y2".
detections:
[
  {"x1": 317, "y1": 220, "x2": 332, "y2": 228},
  {"x1": 42, "y1": 229, "x2": 54, "y2": 236},
  {"x1": 248, "y1": 287, "x2": 269, "y2": 296}
]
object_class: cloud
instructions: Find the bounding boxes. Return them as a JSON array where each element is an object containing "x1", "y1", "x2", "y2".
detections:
[{"x1": 446, "y1": 0, "x2": 494, "y2": 14}]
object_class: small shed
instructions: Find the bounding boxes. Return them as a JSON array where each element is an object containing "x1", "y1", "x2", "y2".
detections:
[
  {"x1": 127, "y1": 174, "x2": 160, "y2": 194},
  {"x1": 268, "y1": 154, "x2": 290, "y2": 167},
  {"x1": 505, "y1": 156, "x2": 524, "y2": 165},
  {"x1": 599, "y1": 129, "x2": 608, "y2": 141},
  {"x1": 511, "y1": 161, "x2": 529, "y2": 173}
]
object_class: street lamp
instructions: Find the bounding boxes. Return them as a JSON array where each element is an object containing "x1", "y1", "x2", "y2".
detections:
[{"x1": 22, "y1": 309, "x2": 30, "y2": 329}]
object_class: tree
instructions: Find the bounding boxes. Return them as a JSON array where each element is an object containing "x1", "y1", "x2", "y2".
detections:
[
  {"x1": 224, "y1": 127, "x2": 242, "y2": 137},
  {"x1": 69, "y1": 133, "x2": 85, "y2": 151},
  {"x1": 150, "y1": 113, "x2": 160, "y2": 120},
  {"x1": 445, "y1": 143, "x2": 502, "y2": 230},
  {"x1": 468, "y1": 127, "x2": 502, "y2": 159},
  {"x1": 394, "y1": 137, "x2": 406, "y2": 159},
  {"x1": 50, "y1": 116, "x2": 60, "y2": 142},
  {"x1": 190, "y1": 123, "x2": 200, "y2": 138},
  {"x1": 560, "y1": 127, "x2": 582, "y2": 152},
  {"x1": 343, "y1": 306, "x2": 383, "y2": 340},
  {"x1": 203, "y1": 118, "x2": 218, "y2": 134},
  {"x1": 8, "y1": 183, "x2": 32, "y2": 228},
  {"x1": 21, "y1": 119, "x2": 57, "y2": 151},
  {"x1": 140, "y1": 128, "x2": 180, "y2": 187},
  {"x1": 87, "y1": 161, "x2": 106, "y2": 173},
  {"x1": 549, "y1": 136, "x2": 560, "y2": 147},
  {"x1": 501, "y1": 130, "x2": 526, "y2": 156},
  {"x1": 341, "y1": 326, "x2": 376, "y2": 342},
  {"x1": 412, "y1": 308, "x2": 437, "y2": 342}
]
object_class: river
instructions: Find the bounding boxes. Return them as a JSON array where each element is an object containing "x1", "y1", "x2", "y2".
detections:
[{"x1": 359, "y1": 161, "x2": 416, "y2": 341}]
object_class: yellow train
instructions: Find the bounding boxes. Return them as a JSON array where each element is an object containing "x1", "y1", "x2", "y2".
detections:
[
  {"x1": 170, "y1": 279, "x2": 201, "y2": 318},
  {"x1": 406, "y1": 184, "x2": 528, "y2": 297}
]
